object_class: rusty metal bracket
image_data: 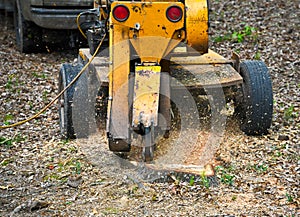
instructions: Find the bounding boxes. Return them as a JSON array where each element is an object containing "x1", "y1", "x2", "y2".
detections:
[{"x1": 231, "y1": 51, "x2": 241, "y2": 73}]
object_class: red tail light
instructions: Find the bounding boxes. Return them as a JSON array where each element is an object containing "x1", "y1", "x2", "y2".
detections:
[
  {"x1": 113, "y1": 5, "x2": 130, "y2": 22},
  {"x1": 166, "y1": 6, "x2": 183, "y2": 22}
]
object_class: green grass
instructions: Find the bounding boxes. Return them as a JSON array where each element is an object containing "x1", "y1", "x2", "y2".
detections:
[
  {"x1": 286, "y1": 193, "x2": 294, "y2": 203},
  {"x1": 75, "y1": 161, "x2": 81, "y2": 174},
  {"x1": 0, "y1": 134, "x2": 26, "y2": 149},
  {"x1": 220, "y1": 173, "x2": 234, "y2": 185},
  {"x1": 215, "y1": 165, "x2": 235, "y2": 186},
  {"x1": 1, "y1": 158, "x2": 14, "y2": 166},
  {"x1": 254, "y1": 163, "x2": 268, "y2": 173},
  {"x1": 200, "y1": 172, "x2": 210, "y2": 188},
  {"x1": 5, "y1": 78, "x2": 13, "y2": 89},
  {"x1": 231, "y1": 195, "x2": 237, "y2": 201},
  {"x1": 32, "y1": 72, "x2": 47, "y2": 79},
  {"x1": 189, "y1": 175, "x2": 195, "y2": 186},
  {"x1": 254, "y1": 51, "x2": 261, "y2": 60},
  {"x1": 42, "y1": 91, "x2": 48, "y2": 102},
  {"x1": 213, "y1": 25, "x2": 257, "y2": 43},
  {"x1": 284, "y1": 105, "x2": 298, "y2": 121},
  {"x1": 5, "y1": 75, "x2": 20, "y2": 90},
  {"x1": 3, "y1": 114, "x2": 14, "y2": 125},
  {"x1": 103, "y1": 207, "x2": 119, "y2": 214}
]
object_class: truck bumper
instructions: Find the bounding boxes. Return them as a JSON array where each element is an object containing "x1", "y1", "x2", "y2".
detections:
[{"x1": 30, "y1": 7, "x2": 89, "y2": 29}]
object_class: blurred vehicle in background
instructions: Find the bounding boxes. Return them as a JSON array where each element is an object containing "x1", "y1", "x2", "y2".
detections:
[
  {"x1": 0, "y1": 0, "x2": 13, "y2": 12},
  {"x1": 0, "y1": 0, "x2": 94, "y2": 53}
]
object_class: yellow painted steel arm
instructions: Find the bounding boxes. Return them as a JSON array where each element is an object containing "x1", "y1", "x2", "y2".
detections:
[{"x1": 185, "y1": 0, "x2": 209, "y2": 54}]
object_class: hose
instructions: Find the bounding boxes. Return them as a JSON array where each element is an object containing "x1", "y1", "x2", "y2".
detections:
[
  {"x1": 0, "y1": 33, "x2": 107, "y2": 130},
  {"x1": 77, "y1": 11, "x2": 89, "y2": 39},
  {"x1": 76, "y1": 7, "x2": 107, "y2": 39}
]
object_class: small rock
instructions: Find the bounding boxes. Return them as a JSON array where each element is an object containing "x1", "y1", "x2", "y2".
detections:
[
  {"x1": 118, "y1": 196, "x2": 129, "y2": 208},
  {"x1": 67, "y1": 175, "x2": 83, "y2": 188},
  {"x1": 287, "y1": 28, "x2": 293, "y2": 34},
  {"x1": 29, "y1": 200, "x2": 49, "y2": 211},
  {"x1": 12, "y1": 203, "x2": 26, "y2": 214},
  {"x1": 278, "y1": 135, "x2": 289, "y2": 141}
]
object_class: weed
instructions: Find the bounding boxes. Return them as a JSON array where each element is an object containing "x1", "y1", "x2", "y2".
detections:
[
  {"x1": 1, "y1": 158, "x2": 13, "y2": 166},
  {"x1": 189, "y1": 176, "x2": 195, "y2": 186},
  {"x1": 62, "y1": 139, "x2": 70, "y2": 145},
  {"x1": 151, "y1": 193, "x2": 158, "y2": 201},
  {"x1": 254, "y1": 52, "x2": 261, "y2": 60},
  {"x1": 213, "y1": 34, "x2": 231, "y2": 43},
  {"x1": 215, "y1": 165, "x2": 235, "y2": 186},
  {"x1": 32, "y1": 72, "x2": 47, "y2": 79},
  {"x1": 254, "y1": 163, "x2": 268, "y2": 173},
  {"x1": 42, "y1": 91, "x2": 48, "y2": 102},
  {"x1": 234, "y1": 49, "x2": 240, "y2": 54},
  {"x1": 60, "y1": 177, "x2": 68, "y2": 184},
  {"x1": 5, "y1": 75, "x2": 20, "y2": 90},
  {"x1": 214, "y1": 25, "x2": 257, "y2": 43},
  {"x1": 43, "y1": 171, "x2": 68, "y2": 183},
  {"x1": 132, "y1": 185, "x2": 139, "y2": 193},
  {"x1": 215, "y1": 165, "x2": 222, "y2": 173},
  {"x1": 50, "y1": 157, "x2": 84, "y2": 178},
  {"x1": 104, "y1": 207, "x2": 119, "y2": 214},
  {"x1": 231, "y1": 195, "x2": 237, "y2": 201},
  {"x1": 5, "y1": 78, "x2": 13, "y2": 89},
  {"x1": 3, "y1": 114, "x2": 13, "y2": 125},
  {"x1": 4, "y1": 114, "x2": 13, "y2": 121},
  {"x1": 231, "y1": 26, "x2": 255, "y2": 42},
  {"x1": 221, "y1": 173, "x2": 234, "y2": 185},
  {"x1": 286, "y1": 193, "x2": 294, "y2": 203},
  {"x1": 284, "y1": 105, "x2": 298, "y2": 121},
  {"x1": 0, "y1": 134, "x2": 26, "y2": 148},
  {"x1": 44, "y1": 173, "x2": 60, "y2": 181},
  {"x1": 68, "y1": 145, "x2": 78, "y2": 153},
  {"x1": 244, "y1": 26, "x2": 256, "y2": 36},
  {"x1": 126, "y1": 185, "x2": 139, "y2": 197},
  {"x1": 75, "y1": 161, "x2": 81, "y2": 174},
  {"x1": 57, "y1": 163, "x2": 66, "y2": 173},
  {"x1": 275, "y1": 151, "x2": 283, "y2": 157},
  {"x1": 200, "y1": 172, "x2": 210, "y2": 188},
  {"x1": 231, "y1": 31, "x2": 244, "y2": 43}
]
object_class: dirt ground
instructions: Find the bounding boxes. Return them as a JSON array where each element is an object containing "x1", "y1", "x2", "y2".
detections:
[{"x1": 0, "y1": 1, "x2": 299, "y2": 216}]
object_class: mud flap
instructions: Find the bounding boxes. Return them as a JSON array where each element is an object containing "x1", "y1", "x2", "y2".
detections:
[{"x1": 132, "y1": 65, "x2": 161, "y2": 128}]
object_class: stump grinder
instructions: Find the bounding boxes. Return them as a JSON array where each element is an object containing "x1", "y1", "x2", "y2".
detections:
[{"x1": 58, "y1": 0, "x2": 273, "y2": 166}]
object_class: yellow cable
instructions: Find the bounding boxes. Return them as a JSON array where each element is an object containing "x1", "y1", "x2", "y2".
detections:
[
  {"x1": 0, "y1": 33, "x2": 107, "y2": 130},
  {"x1": 100, "y1": 8, "x2": 108, "y2": 20},
  {"x1": 77, "y1": 8, "x2": 108, "y2": 39},
  {"x1": 77, "y1": 12, "x2": 87, "y2": 39}
]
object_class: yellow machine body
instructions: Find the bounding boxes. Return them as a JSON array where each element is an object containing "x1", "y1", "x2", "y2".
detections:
[{"x1": 107, "y1": 0, "x2": 209, "y2": 139}]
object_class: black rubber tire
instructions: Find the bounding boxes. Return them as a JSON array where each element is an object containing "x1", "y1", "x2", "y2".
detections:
[
  {"x1": 14, "y1": 0, "x2": 42, "y2": 53},
  {"x1": 236, "y1": 60, "x2": 273, "y2": 135},
  {"x1": 58, "y1": 63, "x2": 84, "y2": 139}
]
